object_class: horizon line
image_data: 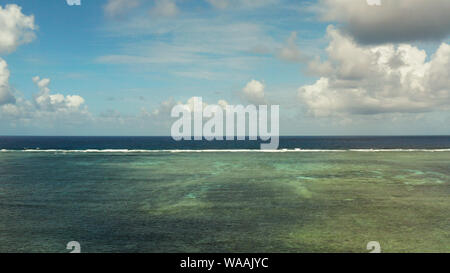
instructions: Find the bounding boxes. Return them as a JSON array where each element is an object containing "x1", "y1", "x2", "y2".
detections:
[{"x1": 1, "y1": 135, "x2": 450, "y2": 138}]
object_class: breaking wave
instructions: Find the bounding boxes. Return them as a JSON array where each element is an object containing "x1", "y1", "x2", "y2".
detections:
[{"x1": 1, "y1": 148, "x2": 450, "y2": 153}]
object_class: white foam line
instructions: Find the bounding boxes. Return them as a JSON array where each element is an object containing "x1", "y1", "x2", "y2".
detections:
[
  {"x1": 349, "y1": 149, "x2": 450, "y2": 152},
  {"x1": 0, "y1": 148, "x2": 449, "y2": 153}
]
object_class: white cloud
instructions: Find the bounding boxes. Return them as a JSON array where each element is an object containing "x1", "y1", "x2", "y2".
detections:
[
  {"x1": 151, "y1": 0, "x2": 179, "y2": 17},
  {"x1": 315, "y1": 0, "x2": 450, "y2": 44},
  {"x1": 104, "y1": 0, "x2": 141, "y2": 18},
  {"x1": 0, "y1": 4, "x2": 91, "y2": 131},
  {"x1": 32, "y1": 76, "x2": 86, "y2": 112},
  {"x1": 1, "y1": 76, "x2": 90, "y2": 129},
  {"x1": 277, "y1": 31, "x2": 304, "y2": 63},
  {"x1": 0, "y1": 58, "x2": 15, "y2": 105},
  {"x1": 0, "y1": 4, "x2": 35, "y2": 105},
  {"x1": 242, "y1": 80, "x2": 266, "y2": 105},
  {"x1": 0, "y1": 4, "x2": 36, "y2": 54},
  {"x1": 298, "y1": 26, "x2": 450, "y2": 117}
]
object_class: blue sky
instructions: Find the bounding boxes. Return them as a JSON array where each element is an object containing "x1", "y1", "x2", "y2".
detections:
[{"x1": 0, "y1": 0, "x2": 449, "y2": 135}]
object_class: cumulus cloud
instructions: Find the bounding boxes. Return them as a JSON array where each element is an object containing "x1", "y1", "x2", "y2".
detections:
[
  {"x1": 0, "y1": 4, "x2": 36, "y2": 106},
  {"x1": 151, "y1": 0, "x2": 179, "y2": 17},
  {"x1": 0, "y1": 4, "x2": 36, "y2": 54},
  {"x1": 242, "y1": 80, "x2": 266, "y2": 105},
  {"x1": 1, "y1": 76, "x2": 90, "y2": 129},
  {"x1": 298, "y1": 26, "x2": 450, "y2": 117},
  {"x1": 104, "y1": 0, "x2": 141, "y2": 18},
  {"x1": 0, "y1": 4, "x2": 91, "y2": 131},
  {"x1": 316, "y1": 0, "x2": 450, "y2": 44},
  {"x1": 277, "y1": 32, "x2": 305, "y2": 63},
  {"x1": 32, "y1": 76, "x2": 86, "y2": 112},
  {"x1": 0, "y1": 58, "x2": 15, "y2": 105}
]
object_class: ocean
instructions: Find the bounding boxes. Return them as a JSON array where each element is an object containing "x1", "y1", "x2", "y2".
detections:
[{"x1": 0, "y1": 136, "x2": 449, "y2": 252}]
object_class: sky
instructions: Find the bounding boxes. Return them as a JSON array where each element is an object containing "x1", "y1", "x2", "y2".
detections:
[{"x1": 0, "y1": 0, "x2": 449, "y2": 136}]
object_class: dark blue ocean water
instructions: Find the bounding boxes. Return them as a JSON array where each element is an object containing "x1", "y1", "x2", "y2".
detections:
[{"x1": 0, "y1": 136, "x2": 450, "y2": 150}]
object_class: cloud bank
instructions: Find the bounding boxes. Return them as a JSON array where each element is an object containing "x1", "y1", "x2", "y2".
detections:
[
  {"x1": 0, "y1": 4, "x2": 89, "y2": 130},
  {"x1": 316, "y1": 0, "x2": 450, "y2": 44},
  {"x1": 0, "y1": 76, "x2": 89, "y2": 127},
  {"x1": 299, "y1": 26, "x2": 450, "y2": 117}
]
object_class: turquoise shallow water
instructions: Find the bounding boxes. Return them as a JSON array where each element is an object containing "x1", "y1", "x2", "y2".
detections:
[{"x1": 0, "y1": 151, "x2": 449, "y2": 253}]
